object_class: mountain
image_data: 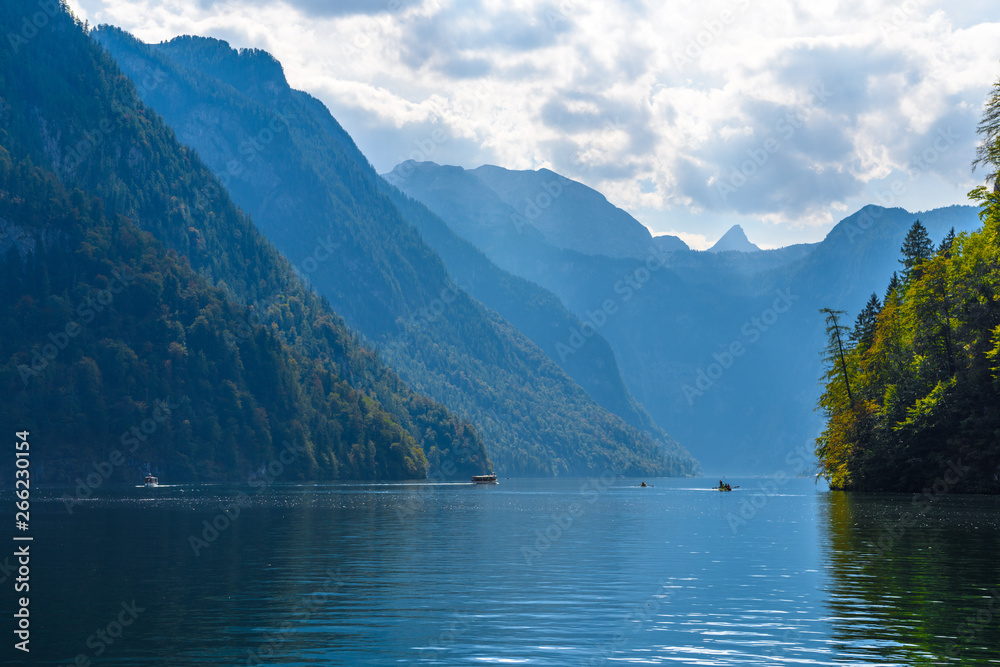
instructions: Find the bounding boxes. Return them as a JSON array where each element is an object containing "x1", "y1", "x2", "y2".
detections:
[
  {"x1": 0, "y1": 0, "x2": 491, "y2": 483},
  {"x1": 374, "y1": 160, "x2": 683, "y2": 446},
  {"x1": 707, "y1": 225, "x2": 761, "y2": 253},
  {"x1": 653, "y1": 234, "x2": 690, "y2": 253},
  {"x1": 385, "y1": 160, "x2": 983, "y2": 473},
  {"x1": 656, "y1": 242, "x2": 817, "y2": 294},
  {"x1": 375, "y1": 177, "x2": 677, "y2": 447},
  {"x1": 384, "y1": 160, "x2": 546, "y2": 264},
  {"x1": 94, "y1": 28, "x2": 699, "y2": 477},
  {"x1": 467, "y1": 164, "x2": 658, "y2": 258},
  {"x1": 384, "y1": 161, "x2": 691, "y2": 260}
]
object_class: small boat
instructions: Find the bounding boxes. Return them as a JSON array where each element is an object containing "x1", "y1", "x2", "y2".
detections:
[
  {"x1": 144, "y1": 475, "x2": 159, "y2": 487},
  {"x1": 714, "y1": 484, "x2": 738, "y2": 491},
  {"x1": 472, "y1": 473, "x2": 498, "y2": 484}
]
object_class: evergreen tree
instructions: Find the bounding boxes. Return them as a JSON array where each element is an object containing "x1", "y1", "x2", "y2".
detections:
[
  {"x1": 884, "y1": 271, "x2": 901, "y2": 304},
  {"x1": 849, "y1": 293, "x2": 881, "y2": 351},
  {"x1": 972, "y1": 75, "x2": 1000, "y2": 192},
  {"x1": 938, "y1": 227, "x2": 956, "y2": 257},
  {"x1": 899, "y1": 220, "x2": 934, "y2": 281},
  {"x1": 820, "y1": 308, "x2": 854, "y2": 406}
]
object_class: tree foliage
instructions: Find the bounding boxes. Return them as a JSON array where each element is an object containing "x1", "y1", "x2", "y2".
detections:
[
  {"x1": 899, "y1": 220, "x2": 934, "y2": 282},
  {"x1": 816, "y1": 76, "x2": 1000, "y2": 493},
  {"x1": 972, "y1": 75, "x2": 1000, "y2": 190},
  {"x1": 849, "y1": 294, "x2": 881, "y2": 352},
  {"x1": 816, "y1": 214, "x2": 1000, "y2": 492}
]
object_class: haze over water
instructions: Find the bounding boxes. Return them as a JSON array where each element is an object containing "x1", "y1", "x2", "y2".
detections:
[{"x1": 17, "y1": 478, "x2": 1000, "y2": 665}]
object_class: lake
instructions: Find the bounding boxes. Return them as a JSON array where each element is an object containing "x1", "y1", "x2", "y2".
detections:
[{"x1": 11, "y1": 477, "x2": 1000, "y2": 665}]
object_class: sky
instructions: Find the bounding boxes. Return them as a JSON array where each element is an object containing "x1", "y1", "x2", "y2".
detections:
[{"x1": 68, "y1": 0, "x2": 1000, "y2": 249}]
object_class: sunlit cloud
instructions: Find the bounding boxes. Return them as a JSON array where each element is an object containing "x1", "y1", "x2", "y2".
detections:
[{"x1": 73, "y1": 0, "x2": 1000, "y2": 248}]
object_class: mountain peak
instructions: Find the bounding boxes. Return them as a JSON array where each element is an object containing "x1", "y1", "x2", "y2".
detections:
[
  {"x1": 157, "y1": 34, "x2": 290, "y2": 96},
  {"x1": 707, "y1": 224, "x2": 761, "y2": 253}
]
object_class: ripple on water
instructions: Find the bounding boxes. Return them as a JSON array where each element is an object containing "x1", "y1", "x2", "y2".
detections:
[{"x1": 24, "y1": 478, "x2": 1000, "y2": 665}]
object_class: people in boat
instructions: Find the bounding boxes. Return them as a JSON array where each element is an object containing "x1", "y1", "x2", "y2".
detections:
[
  {"x1": 724, "y1": 483, "x2": 731, "y2": 491},
  {"x1": 640, "y1": 482, "x2": 647, "y2": 487}
]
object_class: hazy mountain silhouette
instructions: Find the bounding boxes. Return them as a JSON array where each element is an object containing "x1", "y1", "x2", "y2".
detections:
[
  {"x1": 386, "y1": 160, "x2": 982, "y2": 472},
  {"x1": 707, "y1": 225, "x2": 761, "y2": 253}
]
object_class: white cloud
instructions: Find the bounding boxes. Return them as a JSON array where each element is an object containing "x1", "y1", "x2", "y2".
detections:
[
  {"x1": 74, "y1": 0, "x2": 1000, "y2": 246},
  {"x1": 663, "y1": 230, "x2": 712, "y2": 251}
]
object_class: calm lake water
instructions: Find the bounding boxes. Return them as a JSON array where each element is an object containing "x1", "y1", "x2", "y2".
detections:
[{"x1": 10, "y1": 477, "x2": 1000, "y2": 665}]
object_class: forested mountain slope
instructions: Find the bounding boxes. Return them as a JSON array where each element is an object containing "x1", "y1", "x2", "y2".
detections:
[
  {"x1": 93, "y1": 27, "x2": 699, "y2": 476},
  {"x1": 0, "y1": 0, "x2": 490, "y2": 482}
]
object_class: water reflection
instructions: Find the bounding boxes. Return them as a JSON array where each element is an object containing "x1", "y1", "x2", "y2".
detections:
[
  {"x1": 16, "y1": 480, "x2": 1000, "y2": 666},
  {"x1": 821, "y1": 491, "x2": 1000, "y2": 664}
]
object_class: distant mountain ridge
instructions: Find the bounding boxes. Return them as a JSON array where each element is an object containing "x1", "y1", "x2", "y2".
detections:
[
  {"x1": 385, "y1": 159, "x2": 982, "y2": 473},
  {"x1": 384, "y1": 161, "x2": 691, "y2": 259}
]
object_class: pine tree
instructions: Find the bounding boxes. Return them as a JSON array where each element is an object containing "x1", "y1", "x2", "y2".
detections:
[
  {"x1": 938, "y1": 227, "x2": 956, "y2": 257},
  {"x1": 972, "y1": 75, "x2": 1000, "y2": 192},
  {"x1": 884, "y1": 271, "x2": 901, "y2": 305},
  {"x1": 900, "y1": 220, "x2": 934, "y2": 282},
  {"x1": 820, "y1": 308, "x2": 854, "y2": 407},
  {"x1": 849, "y1": 293, "x2": 881, "y2": 351}
]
